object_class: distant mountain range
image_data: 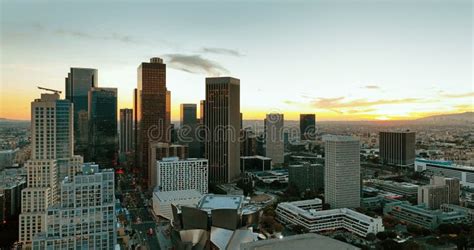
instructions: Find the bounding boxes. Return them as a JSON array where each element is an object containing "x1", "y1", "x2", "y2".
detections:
[{"x1": 415, "y1": 112, "x2": 473, "y2": 123}]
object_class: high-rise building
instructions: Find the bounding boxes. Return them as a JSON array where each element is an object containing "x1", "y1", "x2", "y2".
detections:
[
  {"x1": 137, "y1": 57, "x2": 170, "y2": 185},
  {"x1": 300, "y1": 114, "x2": 316, "y2": 140},
  {"x1": 156, "y1": 157, "x2": 208, "y2": 194},
  {"x1": 65, "y1": 68, "x2": 98, "y2": 156},
  {"x1": 120, "y1": 109, "x2": 133, "y2": 153},
  {"x1": 418, "y1": 176, "x2": 461, "y2": 209},
  {"x1": 19, "y1": 93, "x2": 83, "y2": 246},
  {"x1": 133, "y1": 88, "x2": 138, "y2": 165},
  {"x1": 180, "y1": 104, "x2": 200, "y2": 157},
  {"x1": 88, "y1": 87, "x2": 118, "y2": 168},
  {"x1": 289, "y1": 163, "x2": 324, "y2": 192},
  {"x1": 32, "y1": 164, "x2": 116, "y2": 249},
  {"x1": 265, "y1": 113, "x2": 284, "y2": 165},
  {"x1": 180, "y1": 104, "x2": 197, "y2": 126},
  {"x1": 324, "y1": 135, "x2": 360, "y2": 209},
  {"x1": 240, "y1": 128, "x2": 257, "y2": 157},
  {"x1": 148, "y1": 142, "x2": 188, "y2": 189},
  {"x1": 379, "y1": 131, "x2": 416, "y2": 167},
  {"x1": 205, "y1": 77, "x2": 240, "y2": 184}
]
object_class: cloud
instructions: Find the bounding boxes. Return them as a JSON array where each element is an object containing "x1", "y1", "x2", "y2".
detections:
[
  {"x1": 364, "y1": 85, "x2": 380, "y2": 89},
  {"x1": 312, "y1": 97, "x2": 422, "y2": 109},
  {"x1": 164, "y1": 54, "x2": 229, "y2": 76},
  {"x1": 440, "y1": 91, "x2": 474, "y2": 98},
  {"x1": 55, "y1": 29, "x2": 136, "y2": 43},
  {"x1": 200, "y1": 47, "x2": 243, "y2": 57}
]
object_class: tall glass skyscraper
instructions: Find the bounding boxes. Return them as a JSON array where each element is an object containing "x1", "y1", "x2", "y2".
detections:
[
  {"x1": 137, "y1": 57, "x2": 170, "y2": 186},
  {"x1": 300, "y1": 114, "x2": 316, "y2": 140},
  {"x1": 88, "y1": 88, "x2": 118, "y2": 168},
  {"x1": 65, "y1": 68, "x2": 98, "y2": 156},
  {"x1": 205, "y1": 77, "x2": 240, "y2": 184}
]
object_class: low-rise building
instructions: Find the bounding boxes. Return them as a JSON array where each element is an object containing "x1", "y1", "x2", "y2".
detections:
[
  {"x1": 415, "y1": 158, "x2": 474, "y2": 188},
  {"x1": 276, "y1": 199, "x2": 384, "y2": 237},
  {"x1": 371, "y1": 180, "x2": 419, "y2": 199},
  {"x1": 240, "y1": 156, "x2": 271, "y2": 172},
  {"x1": 152, "y1": 189, "x2": 203, "y2": 222},
  {"x1": 288, "y1": 163, "x2": 324, "y2": 192},
  {"x1": 240, "y1": 233, "x2": 358, "y2": 250},
  {"x1": 383, "y1": 200, "x2": 469, "y2": 230}
]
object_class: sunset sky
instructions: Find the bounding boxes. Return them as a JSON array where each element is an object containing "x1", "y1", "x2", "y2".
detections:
[{"x1": 1, "y1": 0, "x2": 472, "y2": 121}]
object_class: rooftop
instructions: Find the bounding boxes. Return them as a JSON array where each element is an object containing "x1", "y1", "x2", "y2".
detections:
[
  {"x1": 153, "y1": 189, "x2": 202, "y2": 202},
  {"x1": 240, "y1": 233, "x2": 359, "y2": 250},
  {"x1": 322, "y1": 135, "x2": 359, "y2": 142},
  {"x1": 198, "y1": 194, "x2": 244, "y2": 212}
]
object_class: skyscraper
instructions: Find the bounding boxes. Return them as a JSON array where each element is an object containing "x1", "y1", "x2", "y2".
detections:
[
  {"x1": 32, "y1": 164, "x2": 116, "y2": 249},
  {"x1": 65, "y1": 68, "x2": 98, "y2": 156},
  {"x1": 379, "y1": 131, "x2": 416, "y2": 167},
  {"x1": 205, "y1": 77, "x2": 240, "y2": 184},
  {"x1": 300, "y1": 114, "x2": 316, "y2": 140},
  {"x1": 265, "y1": 113, "x2": 284, "y2": 165},
  {"x1": 88, "y1": 87, "x2": 118, "y2": 168},
  {"x1": 137, "y1": 57, "x2": 170, "y2": 185},
  {"x1": 19, "y1": 92, "x2": 83, "y2": 246},
  {"x1": 180, "y1": 104, "x2": 200, "y2": 158},
  {"x1": 324, "y1": 135, "x2": 360, "y2": 209},
  {"x1": 180, "y1": 104, "x2": 197, "y2": 126},
  {"x1": 120, "y1": 109, "x2": 133, "y2": 153}
]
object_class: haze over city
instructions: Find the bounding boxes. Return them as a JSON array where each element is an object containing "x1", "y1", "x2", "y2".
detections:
[{"x1": 1, "y1": 0, "x2": 472, "y2": 121}]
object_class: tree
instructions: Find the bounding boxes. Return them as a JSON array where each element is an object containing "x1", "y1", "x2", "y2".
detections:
[
  {"x1": 407, "y1": 224, "x2": 423, "y2": 236},
  {"x1": 366, "y1": 233, "x2": 376, "y2": 241},
  {"x1": 376, "y1": 232, "x2": 388, "y2": 241},
  {"x1": 386, "y1": 231, "x2": 398, "y2": 239}
]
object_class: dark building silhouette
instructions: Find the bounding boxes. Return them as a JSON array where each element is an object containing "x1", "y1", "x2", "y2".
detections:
[
  {"x1": 120, "y1": 109, "x2": 133, "y2": 153},
  {"x1": 205, "y1": 77, "x2": 240, "y2": 184},
  {"x1": 88, "y1": 87, "x2": 118, "y2": 168},
  {"x1": 179, "y1": 104, "x2": 200, "y2": 157},
  {"x1": 300, "y1": 114, "x2": 316, "y2": 140},
  {"x1": 379, "y1": 131, "x2": 416, "y2": 167},
  {"x1": 65, "y1": 68, "x2": 98, "y2": 156},
  {"x1": 137, "y1": 57, "x2": 170, "y2": 185}
]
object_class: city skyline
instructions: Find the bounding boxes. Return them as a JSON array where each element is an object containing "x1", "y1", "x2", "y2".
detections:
[{"x1": 1, "y1": 1, "x2": 472, "y2": 121}]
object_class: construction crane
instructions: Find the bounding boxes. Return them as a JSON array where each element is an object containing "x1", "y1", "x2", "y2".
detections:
[{"x1": 37, "y1": 86, "x2": 62, "y2": 95}]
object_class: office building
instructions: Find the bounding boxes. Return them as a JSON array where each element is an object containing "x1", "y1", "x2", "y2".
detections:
[
  {"x1": 205, "y1": 77, "x2": 240, "y2": 183},
  {"x1": 179, "y1": 104, "x2": 200, "y2": 158},
  {"x1": 0, "y1": 171, "x2": 26, "y2": 219},
  {"x1": 440, "y1": 204, "x2": 474, "y2": 223},
  {"x1": 300, "y1": 114, "x2": 316, "y2": 140},
  {"x1": 137, "y1": 57, "x2": 170, "y2": 185},
  {"x1": 32, "y1": 164, "x2": 116, "y2": 249},
  {"x1": 418, "y1": 176, "x2": 460, "y2": 209},
  {"x1": 289, "y1": 163, "x2": 324, "y2": 192},
  {"x1": 19, "y1": 94, "x2": 61, "y2": 245},
  {"x1": 240, "y1": 156, "x2": 272, "y2": 172},
  {"x1": 148, "y1": 142, "x2": 188, "y2": 189},
  {"x1": 0, "y1": 148, "x2": 18, "y2": 169},
  {"x1": 432, "y1": 176, "x2": 460, "y2": 205},
  {"x1": 384, "y1": 200, "x2": 469, "y2": 230},
  {"x1": 88, "y1": 88, "x2": 118, "y2": 168},
  {"x1": 276, "y1": 199, "x2": 384, "y2": 237},
  {"x1": 65, "y1": 68, "x2": 98, "y2": 156},
  {"x1": 379, "y1": 131, "x2": 416, "y2": 167},
  {"x1": 324, "y1": 135, "x2": 361, "y2": 209},
  {"x1": 265, "y1": 113, "x2": 284, "y2": 165},
  {"x1": 371, "y1": 180, "x2": 419, "y2": 199},
  {"x1": 418, "y1": 185, "x2": 448, "y2": 210},
  {"x1": 119, "y1": 108, "x2": 133, "y2": 153},
  {"x1": 240, "y1": 128, "x2": 257, "y2": 157},
  {"x1": 415, "y1": 158, "x2": 474, "y2": 188},
  {"x1": 156, "y1": 157, "x2": 208, "y2": 194}
]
